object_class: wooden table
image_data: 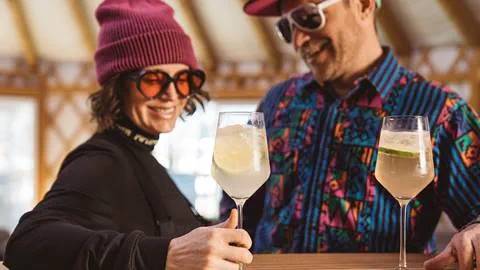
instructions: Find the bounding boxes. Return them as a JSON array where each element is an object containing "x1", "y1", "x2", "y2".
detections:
[{"x1": 246, "y1": 253, "x2": 456, "y2": 269}]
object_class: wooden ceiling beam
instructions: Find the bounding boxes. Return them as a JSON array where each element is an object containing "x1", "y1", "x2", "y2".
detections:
[
  {"x1": 437, "y1": 0, "x2": 480, "y2": 47},
  {"x1": 211, "y1": 90, "x2": 265, "y2": 100},
  {"x1": 239, "y1": 0, "x2": 282, "y2": 69},
  {"x1": 7, "y1": 0, "x2": 38, "y2": 68},
  {"x1": 377, "y1": 1, "x2": 413, "y2": 56},
  {"x1": 0, "y1": 87, "x2": 39, "y2": 96},
  {"x1": 68, "y1": 0, "x2": 96, "y2": 55},
  {"x1": 177, "y1": 0, "x2": 218, "y2": 71}
]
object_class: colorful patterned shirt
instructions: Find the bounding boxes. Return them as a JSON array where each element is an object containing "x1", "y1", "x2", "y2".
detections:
[{"x1": 221, "y1": 47, "x2": 480, "y2": 254}]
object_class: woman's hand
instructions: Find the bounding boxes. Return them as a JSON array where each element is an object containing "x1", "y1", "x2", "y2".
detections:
[{"x1": 166, "y1": 209, "x2": 253, "y2": 270}]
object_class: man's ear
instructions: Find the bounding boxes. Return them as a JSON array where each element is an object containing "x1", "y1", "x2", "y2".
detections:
[
  {"x1": 358, "y1": 0, "x2": 376, "y2": 20},
  {"x1": 349, "y1": 0, "x2": 375, "y2": 21}
]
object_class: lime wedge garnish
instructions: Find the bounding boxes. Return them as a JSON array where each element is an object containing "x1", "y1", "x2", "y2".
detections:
[{"x1": 378, "y1": 147, "x2": 419, "y2": 158}]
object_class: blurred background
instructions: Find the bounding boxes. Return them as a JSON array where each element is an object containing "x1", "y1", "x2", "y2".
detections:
[{"x1": 0, "y1": 0, "x2": 479, "y2": 251}]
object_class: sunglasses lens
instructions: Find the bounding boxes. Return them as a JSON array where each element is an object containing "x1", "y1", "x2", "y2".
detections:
[
  {"x1": 275, "y1": 18, "x2": 292, "y2": 43},
  {"x1": 291, "y1": 6, "x2": 323, "y2": 29},
  {"x1": 139, "y1": 72, "x2": 167, "y2": 98},
  {"x1": 173, "y1": 70, "x2": 205, "y2": 97},
  {"x1": 175, "y1": 72, "x2": 190, "y2": 97}
]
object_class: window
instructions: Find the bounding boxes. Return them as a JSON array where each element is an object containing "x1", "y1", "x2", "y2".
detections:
[
  {"x1": 153, "y1": 100, "x2": 258, "y2": 220},
  {"x1": 0, "y1": 97, "x2": 37, "y2": 232}
]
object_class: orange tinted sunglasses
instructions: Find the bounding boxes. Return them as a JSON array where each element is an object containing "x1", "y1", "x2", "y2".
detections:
[{"x1": 127, "y1": 68, "x2": 206, "y2": 99}]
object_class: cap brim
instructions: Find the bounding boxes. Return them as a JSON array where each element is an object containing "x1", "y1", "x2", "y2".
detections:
[{"x1": 243, "y1": 0, "x2": 281, "y2": 17}]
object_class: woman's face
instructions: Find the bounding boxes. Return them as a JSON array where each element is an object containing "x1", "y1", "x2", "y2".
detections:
[{"x1": 123, "y1": 63, "x2": 189, "y2": 135}]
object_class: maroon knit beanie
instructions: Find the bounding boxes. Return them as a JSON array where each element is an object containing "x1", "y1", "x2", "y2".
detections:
[{"x1": 94, "y1": 0, "x2": 198, "y2": 86}]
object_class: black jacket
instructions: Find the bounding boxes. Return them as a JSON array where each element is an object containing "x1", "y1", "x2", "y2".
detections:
[{"x1": 4, "y1": 126, "x2": 202, "y2": 270}]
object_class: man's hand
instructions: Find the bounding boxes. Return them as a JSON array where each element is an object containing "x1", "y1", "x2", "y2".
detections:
[
  {"x1": 166, "y1": 209, "x2": 253, "y2": 270},
  {"x1": 425, "y1": 223, "x2": 480, "y2": 270}
]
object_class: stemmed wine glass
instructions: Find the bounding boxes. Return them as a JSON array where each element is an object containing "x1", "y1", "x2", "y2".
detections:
[
  {"x1": 211, "y1": 112, "x2": 270, "y2": 270},
  {"x1": 375, "y1": 116, "x2": 434, "y2": 269}
]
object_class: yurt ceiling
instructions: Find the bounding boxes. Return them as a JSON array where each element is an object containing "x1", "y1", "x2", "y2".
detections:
[{"x1": 0, "y1": 0, "x2": 479, "y2": 65}]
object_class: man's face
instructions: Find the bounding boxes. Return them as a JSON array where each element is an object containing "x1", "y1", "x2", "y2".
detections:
[{"x1": 281, "y1": 0, "x2": 364, "y2": 83}]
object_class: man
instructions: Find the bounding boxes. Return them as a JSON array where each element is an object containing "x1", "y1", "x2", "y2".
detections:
[{"x1": 222, "y1": 0, "x2": 480, "y2": 269}]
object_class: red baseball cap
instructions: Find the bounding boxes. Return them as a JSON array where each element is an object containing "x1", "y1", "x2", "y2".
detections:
[
  {"x1": 243, "y1": 0, "x2": 282, "y2": 17},
  {"x1": 243, "y1": 0, "x2": 382, "y2": 17}
]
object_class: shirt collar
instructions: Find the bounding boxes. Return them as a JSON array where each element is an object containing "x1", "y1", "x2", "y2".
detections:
[
  {"x1": 364, "y1": 47, "x2": 401, "y2": 101},
  {"x1": 114, "y1": 116, "x2": 159, "y2": 152},
  {"x1": 299, "y1": 47, "x2": 401, "y2": 102}
]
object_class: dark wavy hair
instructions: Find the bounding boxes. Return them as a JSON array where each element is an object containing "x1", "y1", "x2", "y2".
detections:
[{"x1": 88, "y1": 72, "x2": 210, "y2": 132}]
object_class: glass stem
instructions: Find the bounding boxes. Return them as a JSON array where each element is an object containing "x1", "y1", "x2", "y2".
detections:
[
  {"x1": 236, "y1": 202, "x2": 244, "y2": 270},
  {"x1": 399, "y1": 201, "x2": 409, "y2": 269},
  {"x1": 237, "y1": 203, "x2": 244, "y2": 230}
]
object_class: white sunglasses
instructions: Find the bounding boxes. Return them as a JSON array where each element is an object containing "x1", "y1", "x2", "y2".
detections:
[{"x1": 275, "y1": 0, "x2": 341, "y2": 43}]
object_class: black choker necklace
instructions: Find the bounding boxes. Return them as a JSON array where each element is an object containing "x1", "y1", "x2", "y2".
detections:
[{"x1": 116, "y1": 124, "x2": 158, "y2": 147}]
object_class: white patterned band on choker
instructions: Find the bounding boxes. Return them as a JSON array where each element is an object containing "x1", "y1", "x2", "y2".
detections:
[{"x1": 116, "y1": 124, "x2": 158, "y2": 146}]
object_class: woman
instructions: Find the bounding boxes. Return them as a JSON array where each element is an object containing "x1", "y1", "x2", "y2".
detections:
[
  {"x1": 3, "y1": 0, "x2": 252, "y2": 269},
  {"x1": 0, "y1": 228, "x2": 8, "y2": 261}
]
